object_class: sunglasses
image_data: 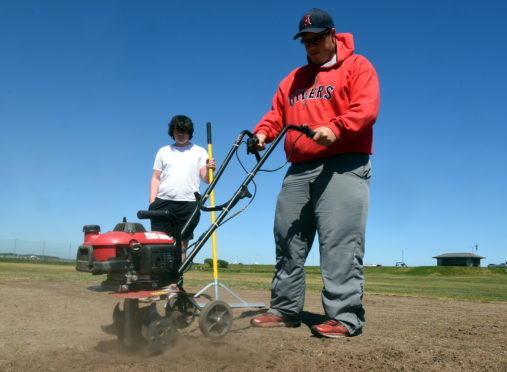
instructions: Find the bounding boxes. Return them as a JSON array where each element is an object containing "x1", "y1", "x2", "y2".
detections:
[{"x1": 300, "y1": 30, "x2": 330, "y2": 46}]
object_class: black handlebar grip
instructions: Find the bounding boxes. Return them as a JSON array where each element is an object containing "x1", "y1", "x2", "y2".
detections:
[
  {"x1": 137, "y1": 210, "x2": 170, "y2": 220},
  {"x1": 246, "y1": 136, "x2": 259, "y2": 154},
  {"x1": 246, "y1": 135, "x2": 262, "y2": 161},
  {"x1": 300, "y1": 124, "x2": 316, "y2": 138}
]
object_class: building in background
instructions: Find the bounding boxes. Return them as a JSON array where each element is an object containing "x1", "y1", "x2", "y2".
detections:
[{"x1": 432, "y1": 253, "x2": 485, "y2": 267}]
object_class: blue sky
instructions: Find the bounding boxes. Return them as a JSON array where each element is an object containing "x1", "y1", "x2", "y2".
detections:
[{"x1": 1, "y1": 0, "x2": 506, "y2": 266}]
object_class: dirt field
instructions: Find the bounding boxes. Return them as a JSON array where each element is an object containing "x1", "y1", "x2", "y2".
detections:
[{"x1": 0, "y1": 280, "x2": 505, "y2": 371}]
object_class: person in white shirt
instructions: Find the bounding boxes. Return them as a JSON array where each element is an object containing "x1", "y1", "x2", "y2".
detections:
[{"x1": 149, "y1": 115, "x2": 216, "y2": 261}]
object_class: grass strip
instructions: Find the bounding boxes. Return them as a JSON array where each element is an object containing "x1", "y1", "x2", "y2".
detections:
[{"x1": 1, "y1": 262, "x2": 505, "y2": 303}]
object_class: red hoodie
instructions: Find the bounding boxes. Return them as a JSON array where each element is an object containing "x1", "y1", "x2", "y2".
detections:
[{"x1": 254, "y1": 33, "x2": 380, "y2": 163}]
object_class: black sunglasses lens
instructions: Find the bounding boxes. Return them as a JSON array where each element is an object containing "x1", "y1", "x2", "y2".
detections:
[
  {"x1": 301, "y1": 36, "x2": 318, "y2": 45},
  {"x1": 301, "y1": 31, "x2": 328, "y2": 46}
]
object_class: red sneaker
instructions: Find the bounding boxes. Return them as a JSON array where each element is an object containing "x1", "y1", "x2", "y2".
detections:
[
  {"x1": 250, "y1": 312, "x2": 301, "y2": 328},
  {"x1": 311, "y1": 320, "x2": 350, "y2": 338}
]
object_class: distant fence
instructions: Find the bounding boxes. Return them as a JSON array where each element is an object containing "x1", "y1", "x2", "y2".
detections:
[{"x1": 0, "y1": 239, "x2": 79, "y2": 260}]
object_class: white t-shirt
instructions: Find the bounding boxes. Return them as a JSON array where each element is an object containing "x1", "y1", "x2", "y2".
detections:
[{"x1": 153, "y1": 143, "x2": 208, "y2": 201}]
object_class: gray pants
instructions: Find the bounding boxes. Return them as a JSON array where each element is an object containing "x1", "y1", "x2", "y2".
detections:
[{"x1": 269, "y1": 153, "x2": 370, "y2": 335}]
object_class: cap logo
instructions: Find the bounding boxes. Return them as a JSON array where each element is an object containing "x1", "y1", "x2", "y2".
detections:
[{"x1": 303, "y1": 15, "x2": 311, "y2": 27}]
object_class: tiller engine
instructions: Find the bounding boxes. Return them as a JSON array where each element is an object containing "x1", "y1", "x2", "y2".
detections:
[{"x1": 76, "y1": 219, "x2": 181, "y2": 292}]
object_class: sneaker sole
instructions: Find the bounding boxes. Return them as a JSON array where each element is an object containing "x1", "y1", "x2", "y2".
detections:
[
  {"x1": 311, "y1": 328, "x2": 349, "y2": 338},
  {"x1": 252, "y1": 321, "x2": 301, "y2": 328}
]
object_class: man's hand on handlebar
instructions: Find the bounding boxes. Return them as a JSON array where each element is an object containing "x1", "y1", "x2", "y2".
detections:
[
  {"x1": 255, "y1": 133, "x2": 267, "y2": 151},
  {"x1": 312, "y1": 127, "x2": 338, "y2": 146}
]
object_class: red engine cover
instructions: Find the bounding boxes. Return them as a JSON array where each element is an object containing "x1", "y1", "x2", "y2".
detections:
[{"x1": 85, "y1": 231, "x2": 175, "y2": 261}]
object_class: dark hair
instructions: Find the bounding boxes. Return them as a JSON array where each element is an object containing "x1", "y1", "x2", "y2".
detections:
[{"x1": 168, "y1": 115, "x2": 194, "y2": 139}]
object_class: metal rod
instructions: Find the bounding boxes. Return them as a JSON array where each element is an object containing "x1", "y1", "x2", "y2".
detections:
[{"x1": 206, "y1": 122, "x2": 220, "y2": 282}]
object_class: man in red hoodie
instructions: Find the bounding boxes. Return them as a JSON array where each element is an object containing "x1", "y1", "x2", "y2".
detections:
[{"x1": 250, "y1": 8, "x2": 380, "y2": 338}]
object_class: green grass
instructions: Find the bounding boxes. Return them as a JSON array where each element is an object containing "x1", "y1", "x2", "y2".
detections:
[
  {"x1": 0, "y1": 257, "x2": 74, "y2": 266},
  {"x1": 0, "y1": 262, "x2": 92, "y2": 282},
  {"x1": 364, "y1": 273, "x2": 506, "y2": 302},
  {"x1": 1, "y1": 261, "x2": 505, "y2": 303}
]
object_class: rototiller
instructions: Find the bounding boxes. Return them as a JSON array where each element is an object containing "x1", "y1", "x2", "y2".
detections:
[{"x1": 75, "y1": 125, "x2": 315, "y2": 355}]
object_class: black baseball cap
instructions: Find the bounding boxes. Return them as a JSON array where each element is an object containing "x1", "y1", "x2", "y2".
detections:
[{"x1": 293, "y1": 8, "x2": 335, "y2": 40}]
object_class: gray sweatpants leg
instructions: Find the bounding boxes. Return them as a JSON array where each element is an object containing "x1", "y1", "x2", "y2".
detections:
[{"x1": 269, "y1": 153, "x2": 370, "y2": 335}]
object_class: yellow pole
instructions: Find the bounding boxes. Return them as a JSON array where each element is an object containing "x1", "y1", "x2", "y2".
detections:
[{"x1": 206, "y1": 123, "x2": 219, "y2": 280}]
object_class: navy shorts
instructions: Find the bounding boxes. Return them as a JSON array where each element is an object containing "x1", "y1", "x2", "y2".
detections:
[{"x1": 148, "y1": 198, "x2": 200, "y2": 241}]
